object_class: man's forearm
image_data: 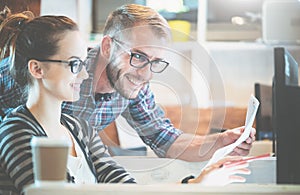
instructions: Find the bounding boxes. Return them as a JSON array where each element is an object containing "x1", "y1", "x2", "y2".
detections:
[{"x1": 165, "y1": 133, "x2": 225, "y2": 162}]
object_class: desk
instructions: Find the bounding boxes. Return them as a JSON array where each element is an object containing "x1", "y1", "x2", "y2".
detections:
[
  {"x1": 112, "y1": 156, "x2": 275, "y2": 184},
  {"x1": 23, "y1": 157, "x2": 295, "y2": 195},
  {"x1": 24, "y1": 183, "x2": 300, "y2": 195}
]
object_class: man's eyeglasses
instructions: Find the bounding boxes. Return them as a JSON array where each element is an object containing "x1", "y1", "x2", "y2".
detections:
[
  {"x1": 34, "y1": 57, "x2": 86, "y2": 74},
  {"x1": 112, "y1": 38, "x2": 169, "y2": 73}
]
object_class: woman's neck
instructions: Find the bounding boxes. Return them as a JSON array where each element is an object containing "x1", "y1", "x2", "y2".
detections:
[
  {"x1": 27, "y1": 91, "x2": 76, "y2": 156},
  {"x1": 26, "y1": 88, "x2": 65, "y2": 139},
  {"x1": 27, "y1": 99, "x2": 61, "y2": 124}
]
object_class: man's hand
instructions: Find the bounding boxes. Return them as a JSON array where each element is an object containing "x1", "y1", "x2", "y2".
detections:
[
  {"x1": 221, "y1": 126, "x2": 256, "y2": 156},
  {"x1": 166, "y1": 127, "x2": 256, "y2": 162}
]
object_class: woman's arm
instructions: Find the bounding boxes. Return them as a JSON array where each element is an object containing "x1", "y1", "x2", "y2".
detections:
[{"x1": 82, "y1": 119, "x2": 136, "y2": 183}]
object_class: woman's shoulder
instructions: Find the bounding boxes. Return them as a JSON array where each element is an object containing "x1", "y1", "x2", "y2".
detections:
[
  {"x1": 61, "y1": 113, "x2": 87, "y2": 125},
  {"x1": 61, "y1": 113, "x2": 92, "y2": 136},
  {"x1": 1, "y1": 105, "x2": 32, "y2": 123},
  {"x1": 0, "y1": 105, "x2": 44, "y2": 139}
]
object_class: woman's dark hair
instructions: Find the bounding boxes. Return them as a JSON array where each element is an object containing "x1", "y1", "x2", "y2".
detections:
[{"x1": 0, "y1": 7, "x2": 78, "y2": 87}]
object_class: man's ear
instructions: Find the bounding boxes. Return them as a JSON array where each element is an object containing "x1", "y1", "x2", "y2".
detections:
[
  {"x1": 28, "y1": 59, "x2": 43, "y2": 79},
  {"x1": 101, "y1": 35, "x2": 113, "y2": 59}
]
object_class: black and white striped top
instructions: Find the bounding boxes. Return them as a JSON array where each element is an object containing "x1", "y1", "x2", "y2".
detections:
[{"x1": 0, "y1": 105, "x2": 136, "y2": 194}]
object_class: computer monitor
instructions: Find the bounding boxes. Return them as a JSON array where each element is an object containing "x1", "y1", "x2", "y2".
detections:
[
  {"x1": 254, "y1": 83, "x2": 273, "y2": 140},
  {"x1": 273, "y1": 47, "x2": 300, "y2": 184}
]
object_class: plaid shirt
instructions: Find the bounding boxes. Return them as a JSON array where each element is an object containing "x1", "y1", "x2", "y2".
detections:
[
  {"x1": 0, "y1": 47, "x2": 182, "y2": 157},
  {"x1": 0, "y1": 57, "x2": 25, "y2": 120}
]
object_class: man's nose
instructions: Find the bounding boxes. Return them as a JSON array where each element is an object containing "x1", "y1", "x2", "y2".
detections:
[{"x1": 135, "y1": 63, "x2": 152, "y2": 79}]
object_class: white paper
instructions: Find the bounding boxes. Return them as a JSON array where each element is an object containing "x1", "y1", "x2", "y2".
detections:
[{"x1": 203, "y1": 95, "x2": 260, "y2": 169}]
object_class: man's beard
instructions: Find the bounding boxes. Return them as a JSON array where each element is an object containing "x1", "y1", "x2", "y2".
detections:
[{"x1": 106, "y1": 62, "x2": 142, "y2": 100}]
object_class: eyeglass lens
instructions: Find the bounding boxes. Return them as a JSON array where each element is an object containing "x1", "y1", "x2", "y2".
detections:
[
  {"x1": 130, "y1": 53, "x2": 168, "y2": 73},
  {"x1": 69, "y1": 59, "x2": 84, "y2": 74},
  {"x1": 112, "y1": 37, "x2": 169, "y2": 73}
]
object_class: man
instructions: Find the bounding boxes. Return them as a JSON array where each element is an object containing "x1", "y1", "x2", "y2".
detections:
[{"x1": 0, "y1": 4, "x2": 255, "y2": 161}]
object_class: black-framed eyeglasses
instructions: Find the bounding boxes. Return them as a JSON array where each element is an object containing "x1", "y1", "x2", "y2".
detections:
[
  {"x1": 34, "y1": 57, "x2": 86, "y2": 74},
  {"x1": 112, "y1": 37, "x2": 169, "y2": 73}
]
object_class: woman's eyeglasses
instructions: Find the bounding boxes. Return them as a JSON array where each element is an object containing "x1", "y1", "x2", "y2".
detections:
[
  {"x1": 111, "y1": 37, "x2": 169, "y2": 73},
  {"x1": 34, "y1": 57, "x2": 86, "y2": 74}
]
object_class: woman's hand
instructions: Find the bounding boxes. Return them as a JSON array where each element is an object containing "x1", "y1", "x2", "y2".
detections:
[{"x1": 189, "y1": 156, "x2": 251, "y2": 186}]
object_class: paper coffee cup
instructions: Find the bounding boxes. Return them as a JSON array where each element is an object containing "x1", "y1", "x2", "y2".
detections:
[{"x1": 30, "y1": 137, "x2": 71, "y2": 184}]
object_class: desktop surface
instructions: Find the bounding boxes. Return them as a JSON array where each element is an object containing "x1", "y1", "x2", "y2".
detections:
[
  {"x1": 23, "y1": 156, "x2": 285, "y2": 195},
  {"x1": 24, "y1": 183, "x2": 300, "y2": 195}
]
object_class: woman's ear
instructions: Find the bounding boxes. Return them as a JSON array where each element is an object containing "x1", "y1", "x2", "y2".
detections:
[
  {"x1": 101, "y1": 35, "x2": 113, "y2": 59},
  {"x1": 28, "y1": 59, "x2": 43, "y2": 79}
]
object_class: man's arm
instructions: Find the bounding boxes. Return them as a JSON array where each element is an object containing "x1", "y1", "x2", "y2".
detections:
[
  {"x1": 166, "y1": 126, "x2": 256, "y2": 162},
  {"x1": 125, "y1": 85, "x2": 255, "y2": 161}
]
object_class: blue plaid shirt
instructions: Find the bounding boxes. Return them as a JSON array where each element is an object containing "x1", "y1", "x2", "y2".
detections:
[
  {"x1": 0, "y1": 47, "x2": 182, "y2": 157},
  {"x1": 0, "y1": 57, "x2": 25, "y2": 120}
]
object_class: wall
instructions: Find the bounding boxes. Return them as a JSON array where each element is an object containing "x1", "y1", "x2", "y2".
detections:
[
  {"x1": 0, "y1": 0, "x2": 40, "y2": 16},
  {"x1": 151, "y1": 41, "x2": 300, "y2": 108},
  {"x1": 38, "y1": 0, "x2": 300, "y2": 108},
  {"x1": 40, "y1": 0, "x2": 92, "y2": 41}
]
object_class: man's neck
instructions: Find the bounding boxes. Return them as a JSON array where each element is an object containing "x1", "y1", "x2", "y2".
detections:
[
  {"x1": 93, "y1": 71, "x2": 115, "y2": 93},
  {"x1": 92, "y1": 56, "x2": 114, "y2": 94}
]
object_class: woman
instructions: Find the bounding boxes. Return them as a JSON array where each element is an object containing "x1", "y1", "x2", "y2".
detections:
[
  {"x1": 0, "y1": 8, "x2": 136, "y2": 194},
  {"x1": 0, "y1": 8, "x2": 250, "y2": 195}
]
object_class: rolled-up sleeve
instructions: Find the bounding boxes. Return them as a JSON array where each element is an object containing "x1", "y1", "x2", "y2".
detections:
[{"x1": 122, "y1": 84, "x2": 183, "y2": 157}]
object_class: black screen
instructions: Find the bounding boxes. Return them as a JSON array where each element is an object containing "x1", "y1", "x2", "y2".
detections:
[
  {"x1": 254, "y1": 83, "x2": 273, "y2": 140},
  {"x1": 273, "y1": 47, "x2": 300, "y2": 184}
]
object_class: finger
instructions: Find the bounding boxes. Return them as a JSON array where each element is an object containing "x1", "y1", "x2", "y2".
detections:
[
  {"x1": 244, "y1": 129, "x2": 256, "y2": 143},
  {"x1": 250, "y1": 127, "x2": 256, "y2": 136},
  {"x1": 228, "y1": 151, "x2": 239, "y2": 156},
  {"x1": 221, "y1": 156, "x2": 243, "y2": 162},
  {"x1": 230, "y1": 148, "x2": 250, "y2": 156},
  {"x1": 240, "y1": 126, "x2": 245, "y2": 133},
  {"x1": 233, "y1": 145, "x2": 252, "y2": 156},
  {"x1": 228, "y1": 175, "x2": 246, "y2": 183},
  {"x1": 202, "y1": 156, "x2": 244, "y2": 176},
  {"x1": 235, "y1": 168, "x2": 251, "y2": 175},
  {"x1": 224, "y1": 161, "x2": 250, "y2": 170},
  {"x1": 216, "y1": 156, "x2": 243, "y2": 167},
  {"x1": 234, "y1": 148, "x2": 250, "y2": 156},
  {"x1": 245, "y1": 137, "x2": 253, "y2": 144},
  {"x1": 248, "y1": 128, "x2": 256, "y2": 141},
  {"x1": 229, "y1": 167, "x2": 251, "y2": 176},
  {"x1": 237, "y1": 141, "x2": 252, "y2": 150}
]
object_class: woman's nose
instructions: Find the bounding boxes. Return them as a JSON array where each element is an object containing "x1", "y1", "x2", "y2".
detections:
[{"x1": 78, "y1": 65, "x2": 89, "y2": 80}]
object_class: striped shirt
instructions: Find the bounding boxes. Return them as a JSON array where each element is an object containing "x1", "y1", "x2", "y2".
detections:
[{"x1": 0, "y1": 105, "x2": 136, "y2": 194}]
